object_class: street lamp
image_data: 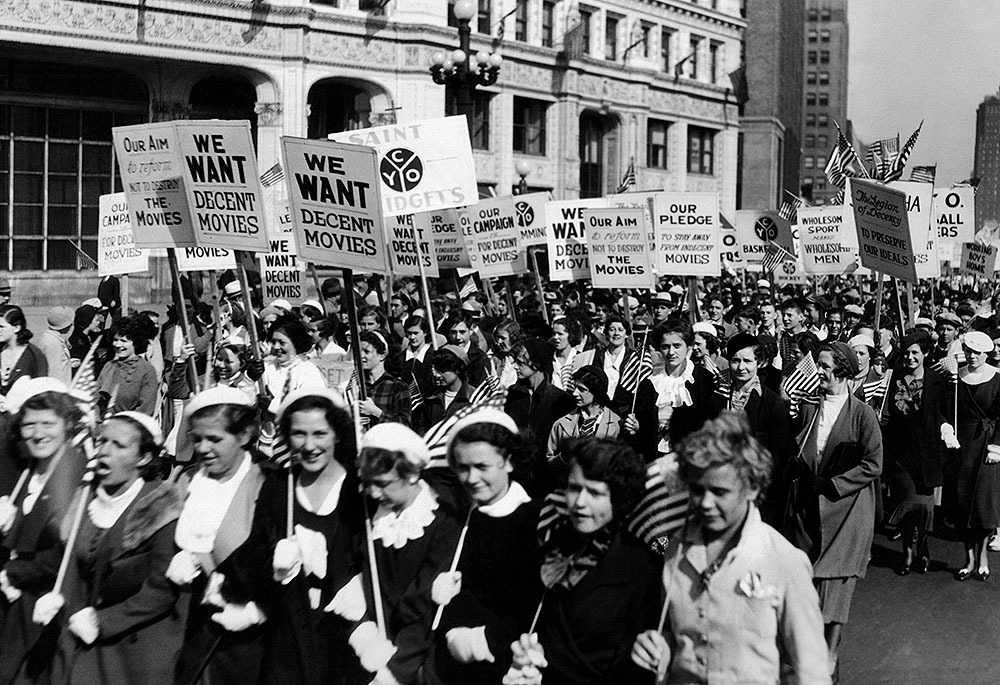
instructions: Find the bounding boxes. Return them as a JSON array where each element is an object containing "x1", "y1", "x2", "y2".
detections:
[
  {"x1": 515, "y1": 159, "x2": 531, "y2": 195},
  {"x1": 429, "y1": 0, "x2": 502, "y2": 132}
]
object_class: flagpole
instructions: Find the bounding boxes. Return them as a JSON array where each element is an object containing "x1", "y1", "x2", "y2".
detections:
[
  {"x1": 167, "y1": 248, "x2": 200, "y2": 395},
  {"x1": 415, "y1": 246, "x2": 440, "y2": 351},
  {"x1": 235, "y1": 250, "x2": 266, "y2": 395}
]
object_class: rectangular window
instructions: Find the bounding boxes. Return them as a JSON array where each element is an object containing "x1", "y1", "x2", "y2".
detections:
[
  {"x1": 446, "y1": 86, "x2": 492, "y2": 150},
  {"x1": 709, "y1": 41, "x2": 721, "y2": 82},
  {"x1": 807, "y1": 71, "x2": 817, "y2": 85},
  {"x1": 806, "y1": 93, "x2": 816, "y2": 106},
  {"x1": 688, "y1": 36, "x2": 701, "y2": 78},
  {"x1": 818, "y1": 93, "x2": 829, "y2": 106},
  {"x1": 647, "y1": 119, "x2": 669, "y2": 169},
  {"x1": 580, "y1": 9, "x2": 593, "y2": 56},
  {"x1": 661, "y1": 28, "x2": 673, "y2": 71},
  {"x1": 477, "y1": 0, "x2": 491, "y2": 34},
  {"x1": 687, "y1": 126, "x2": 715, "y2": 175},
  {"x1": 512, "y1": 97, "x2": 547, "y2": 155},
  {"x1": 804, "y1": 156, "x2": 815, "y2": 170},
  {"x1": 818, "y1": 113, "x2": 829, "y2": 126},
  {"x1": 515, "y1": 0, "x2": 528, "y2": 41},
  {"x1": 641, "y1": 22, "x2": 653, "y2": 58},
  {"x1": 542, "y1": 1, "x2": 555, "y2": 47},
  {"x1": 820, "y1": 29, "x2": 831, "y2": 42},
  {"x1": 808, "y1": 29, "x2": 818, "y2": 42},
  {"x1": 820, "y1": 8, "x2": 831, "y2": 20},
  {"x1": 818, "y1": 72, "x2": 829, "y2": 85},
  {"x1": 808, "y1": 50, "x2": 817, "y2": 65},
  {"x1": 805, "y1": 113, "x2": 816, "y2": 126},
  {"x1": 817, "y1": 134, "x2": 828, "y2": 147},
  {"x1": 807, "y1": 8, "x2": 818, "y2": 21},
  {"x1": 805, "y1": 134, "x2": 815, "y2": 147},
  {"x1": 820, "y1": 50, "x2": 830, "y2": 64},
  {"x1": 817, "y1": 155, "x2": 826, "y2": 168},
  {"x1": 604, "y1": 15, "x2": 619, "y2": 60}
]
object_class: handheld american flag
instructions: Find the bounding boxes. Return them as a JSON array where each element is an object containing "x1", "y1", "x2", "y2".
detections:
[
  {"x1": 423, "y1": 388, "x2": 509, "y2": 468},
  {"x1": 861, "y1": 372, "x2": 893, "y2": 405},
  {"x1": 619, "y1": 347, "x2": 653, "y2": 394},
  {"x1": 781, "y1": 354, "x2": 821, "y2": 417}
]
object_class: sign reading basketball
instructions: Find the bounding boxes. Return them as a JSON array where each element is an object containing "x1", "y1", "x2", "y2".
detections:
[{"x1": 327, "y1": 116, "x2": 478, "y2": 217}]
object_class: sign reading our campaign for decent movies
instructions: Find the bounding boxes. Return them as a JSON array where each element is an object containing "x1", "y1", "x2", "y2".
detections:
[
  {"x1": 585, "y1": 207, "x2": 653, "y2": 289},
  {"x1": 98, "y1": 193, "x2": 149, "y2": 277},
  {"x1": 735, "y1": 210, "x2": 794, "y2": 268},
  {"x1": 513, "y1": 192, "x2": 549, "y2": 247},
  {"x1": 652, "y1": 193, "x2": 720, "y2": 277},
  {"x1": 173, "y1": 121, "x2": 268, "y2": 252},
  {"x1": 889, "y1": 181, "x2": 938, "y2": 279},
  {"x1": 545, "y1": 198, "x2": 611, "y2": 281},
  {"x1": 797, "y1": 205, "x2": 857, "y2": 275},
  {"x1": 328, "y1": 116, "x2": 477, "y2": 217},
  {"x1": 850, "y1": 178, "x2": 916, "y2": 282},
  {"x1": 960, "y1": 242, "x2": 998, "y2": 278},
  {"x1": 467, "y1": 197, "x2": 526, "y2": 278},
  {"x1": 259, "y1": 204, "x2": 307, "y2": 304},
  {"x1": 112, "y1": 122, "x2": 196, "y2": 248},
  {"x1": 281, "y1": 136, "x2": 389, "y2": 274},
  {"x1": 934, "y1": 186, "x2": 975, "y2": 243},
  {"x1": 387, "y1": 214, "x2": 440, "y2": 277}
]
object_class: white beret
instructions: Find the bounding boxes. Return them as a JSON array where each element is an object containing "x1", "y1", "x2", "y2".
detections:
[
  {"x1": 185, "y1": 386, "x2": 255, "y2": 421},
  {"x1": 111, "y1": 411, "x2": 164, "y2": 446},
  {"x1": 6, "y1": 376, "x2": 71, "y2": 415},
  {"x1": 275, "y1": 386, "x2": 347, "y2": 422},
  {"x1": 362, "y1": 423, "x2": 430, "y2": 468},
  {"x1": 963, "y1": 331, "x2": 995, "y2": 354}
]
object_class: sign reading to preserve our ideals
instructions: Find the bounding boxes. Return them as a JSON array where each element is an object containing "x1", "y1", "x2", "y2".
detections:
[
  {"x1": 327, "y1": 116, "x2": 477, "y2": 217},
  {"x1": 545, "y1": 198, "x2": 610, "y2": 281},
  {"x1": 387, "y1": 214, "x2": 440, "y2": 277},
  {"x1": 467, "y1": 197, "x2": 526, "y2": 277},
  {"x1": 889, "y1": 181, "x2": 938, "y2": 279},
  {"x1": 796, "y1": 205, "x2": 857, "y2": 275},
  {"x1": 112, "y1": 121, "x2": 196, "y2": 248},
  {"x1": 258, "y1": 204, "x2": 307, "y2": 304},
  {"x1": 850, "y1": 178, "x2": 916, "y2": 283},
  {"x1": 98, "y1": 193, "x2": 149, "y2": 277},
  {"x1": 735, "y1": 209, "x2": 794, "y2": 268},
  {"x1": 281, "y1": 136, "x2": 389, "y2": 274},
  {"x1": 513, "y1": 192, "x2": 549, "y2": 247},
  {"x1": 960, "y1": 242, "x2": 998, "y2": 277},
  {"x1": 652, "y1": 193, "x2": 721, "y2": 277},
  {"x1": 933, "y1": 186, "x2": 975, "y2": 243},
  {"x1": 585, "y1": 207, "x2": 653, "y2": 289},
  {"x1": 173, "y1": 121, "x2": 268, "y2": 252}
]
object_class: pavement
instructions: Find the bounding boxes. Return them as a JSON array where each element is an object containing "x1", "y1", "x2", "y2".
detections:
[{"x1": 841, "y1": 532, "x2": 1000, "y2": 684}]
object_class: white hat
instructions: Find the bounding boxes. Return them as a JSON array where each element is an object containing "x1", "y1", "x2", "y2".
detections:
[
  {"x1": 848, "y1": 334, "x2": 876, "y2": 350},
  {"x1": 756, "y1": 279, "x2": 771, "y2": 289},
  {"x1": 185, "y1": 386, "x2": 255, "y2": 421},
  {"x1": 82, "y1": 297, "x2": 104, "y2": 310},
  {"x1": 914, "y1": 317, "x2": 935, "y2": 329},
  {"x1": 275, "y1": 386, "x2": 347, "y2": 422},
  {"x1": 111, "y1": 411, "x2": 164, "y2": 446},
  {"x1": 223, "y1": 281, "x2": 241, "y2": 297},
  {"x1": 301, "y1": 299, "x2": 323, "y2": 314},
  {"x1": 963, "y1": 331, "x2": 995, "y2": 354},
  {"x1": 221, "y1": 334, "x2": 247, "y2": 348},
  {"x1": 271, "y1": 299, "x2": 292, "y2": 312},
  {"x1": 668, "y1": 284, "x2": 685, "y2": 296},
  {"x1": 619, "y1": 295, "x2": 639, "y2": 309},
  {"x1": 693, "y1": 321, "x2": 718, "y2": 336},
  {"x1": 5, "y1": 376, "x2": 71, "y2": 415},
  {"x1": 361, "y1": 422, "x2": 430, "y2": 468},
  {"x1": 447, "y1": 408, "x2": 519, "y2": 452}
]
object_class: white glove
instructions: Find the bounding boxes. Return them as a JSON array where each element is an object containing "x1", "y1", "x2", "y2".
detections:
[
  {"x1": 431, "y1": 571, "x2": 462, "y2": 607},
  {"x1": 32, "y1": 591, "x2": 65, "y2": 626},
  {"x1": 0, "y1": 495, "x2": 16, "y2": 534},
  {"x1": 987, "y1": 444, "x2": 1000, "y2": 465},
  {"x1": 446, "y1": 626, "x2": 495, "y2": 664},
  {"x1": 202, "y1": 572, "x2": 226, "y2": 609},
  {"x1": 165, "y1": 550, "x2": 201, "y2": 585},
  {"x1": 0, "y1": 570, "x2": 21, "y2": 603},
  {"x1": 349, "y1": 621, "x2": 397, "y2": 673},
  {"x1": 941, "y1": 423, "x2": 961, "y2": 450},
  {"x1": 210, "y1": 601, "x2": 266, "y2": 632},
  {"x1": 272, "y1": 538, "x2": 302, "y2": 584},
  {"x1": 502, "y1": 664, "x2": 543, "y2": 685},
  {"x1": 326, "y1": 573, "x2": 366, "y2": 620},
  {"x1": 68, "y1": 607, "x2": 99, "y2": 645},
  {"x1": 369, "y1": 666, "x2": 402, "y2": 685},
  {"x1": 510, "y1": 633, "x2": 548, "y2": 669}
]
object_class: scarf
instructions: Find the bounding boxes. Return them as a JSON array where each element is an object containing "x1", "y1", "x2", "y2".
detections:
[{"x1": 540, "y1": 518, "x2": 614, "y2": 591}]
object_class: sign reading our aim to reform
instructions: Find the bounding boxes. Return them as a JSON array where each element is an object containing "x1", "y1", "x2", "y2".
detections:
[
  {"x1": 328, "y1": 116, "x2": 477, "y2": 218},
  {"x1": 281, "y1": 136, "x2": 389, "y2": 274},
  {"x1": 585, "y1": 207, "x2": 653, "y2": 289},
  {"x1": 850, "y1": 178, "x2": 916, "y2": 283}
]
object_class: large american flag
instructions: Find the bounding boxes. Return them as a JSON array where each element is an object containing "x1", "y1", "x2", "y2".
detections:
[
  {"x1": 883, "y1": 121, "x2": 923, "y2": 183},
  {"x1": 615, "y1": 158, "x2": 636, "y2": 194}
]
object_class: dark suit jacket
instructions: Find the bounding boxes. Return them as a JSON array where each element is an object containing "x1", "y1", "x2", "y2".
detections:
[
  {"x1": 592, "y1": 347, "x2": 637, "y2": 417},
  {"x1": 742, "y1": 386, "x2": 790, "y2": 524},
  {"x1": 882, "y1": 366, "x2": 948, "y2": 489},
  {"x1": 504, "y1": 380, "x2": 575, "y2": 452},
  {"x1": 632, "y1": 364, "x2": 723, "y2": 462}
]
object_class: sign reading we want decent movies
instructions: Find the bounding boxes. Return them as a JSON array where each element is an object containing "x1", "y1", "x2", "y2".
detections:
[{"x1": 281, "y1": 137, "x2": 389, "y2": 273}]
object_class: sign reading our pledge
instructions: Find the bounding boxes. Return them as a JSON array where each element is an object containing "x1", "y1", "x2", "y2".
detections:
[
  {"x1": 585, "y1": 207, "x2": 652, "y2": 289},
  {"x1": 467, "y1": 197, "x2": 527, "y2": 277},
  {"x1": 112, "y1": 122, "x2": 196, "y2": 248},
  {"x1": 173, "y1": 121, "x2": 268, "y2": 252},
  {"x1": 513, "y1": 192, "x2": 549, "y2": 247},
  {"x1": 259, "y1": 204, "x2": 307, "y2": 304},
  {"x1": 797, "y1": 205, "x2": 857, "y2": 275},
  {"x1": 175, "y1": 245, "x2": 237, "y2": 272},
  {"x1": 545, "y1": 198, "x2": 611, "y2": 281},
  {"x1": 281, "y1": 136, "x2": 389, "y2": 273},
  {"x1": 934, "y1": 186, "x2": 975, "y2": 243},
  {"x1": 652, "y1": 193, "x2": 720, "y2": 277},
  {"x1": 420, "y1": 208, "x2": 472, "y2": 269},
  {"x1": 328, "y1": 116, "x2": 477, "y2": 217},
  {"x1": 850, "y1": 178, "x2": 916, "y2": 283},
  {"x1": 387, "y1": 214, "x2": 440, "y2": 277},
  {"x1": 98, "y1": 193, "x2": 149, "y2": 277},
  {"x1": 960, "y1": 242, "x2": 998, "y2": 277},
  {"x1": 889, "y1": 181, "x2": 938, "y2": 279}
]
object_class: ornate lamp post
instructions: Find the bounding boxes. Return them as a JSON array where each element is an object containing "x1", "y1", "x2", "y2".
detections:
[
  {"x1": 515, "y1": 159, "x2": 531, "y2": 195},
  {"x1": 429, "y1": 0, "x2": 503, "y2": 132}
]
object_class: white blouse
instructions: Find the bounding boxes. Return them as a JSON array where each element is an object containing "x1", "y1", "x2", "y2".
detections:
[{"x1": 175, "y1": 454, "x2": 253, "y2": 554}]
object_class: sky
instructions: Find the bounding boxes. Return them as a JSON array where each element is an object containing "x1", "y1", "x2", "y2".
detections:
[{"x1": 848, "y1": 0, "x2": 1000, "y2": 185}]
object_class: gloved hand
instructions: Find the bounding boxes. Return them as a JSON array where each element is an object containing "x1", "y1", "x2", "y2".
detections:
[
  {"x1": 327, "y1": 573, "x2": 366, "y2": 620},
  {"x1": 0, "y1": 570, "x2": 21, "y2": 603},
  {"x1": 256, "y1": 392, "x2": 274, "y2": 415},
  {"x1": 68, "y1": 607, "x2": 99, "y2": 645},
  {"x1": 369, "y1": 666, "x2": 403, "y2": 685},
  {"x1": 202, "y1": 572, "x2": 227, "y2": 609},
  {"x1": 32, "y1": 591, "x2": 65, "y2": 626},
  {"x1": 272, "y1": 538, "x2": 302, "y2": 583},
  {"x1": 210, "y1": 601, "x2": 266, "y2": 632},
  {"x1": 246, "y1": 358, "x2": 265, "y2": 382},
  {"x1": 446, "y1": 626, "x2": 495, "y2": 663},
  {"x1": 941, "y1": 423, "x2": 961, "y2": 450},
  {"x1": 987, "y1": 444, "x2": 1000, "y2": 465},
  {"x1": 0, "y1": 495, "x2": 17, "y2": 534},
  {"x1": 165, "y1": 550, "x2": 201, "y2": 585},
  {"x1": 349, "y1": 621, "x2": 397, "y2": 673},
  {"x1": 431, "y1": 571, "x2": 462, "y2": 607},
  {"x1": 510, "y1": 632, "x2": 547, "y2": 669}
]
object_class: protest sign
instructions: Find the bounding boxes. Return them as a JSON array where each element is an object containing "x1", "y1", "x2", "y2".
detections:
[
  {"x1": 98, "y1": 193, "x2": 149, "y2": 277},
  {"x1": 545, "y1": 198, "x2": 611, "y2": 281},
  {"x1": 735, "y1": 209, "x2": 794, "y2": 268},
  {"x1": 850, "y1": 178, "x2": 916, "y2": 282},
  {"x1": 421, "y1": 208, "x2": 472, "y2": 269},
  {"x1": 313, "y1": 354, "x2": 356, "y2": 389},
  {"x1": 652, "y1": 193, "x2": 721, "y2": 277},
  {"x1": 387, "y1": 214, "x2": 440, "y2": 277},
  {"x1": 960, "y1": 242, "x2": 998, "y2": 277},
  {"x1": 933, "y1": 186, "x2": 975, "y2": 243},
  {"x1": 585, "y1": 207, "x2": 652, "y2": 289},
  {"x1": 112, "y1": 122, "x2": 196, "y2": 248},
  {"x1": 328, "y1": 116, "x2": 477, "y2": 217},
  {"x1": 797, "y1": 205, "x2": 857, "y2": 275},
  {"x1": 281, "y1": 136, "x2": 389, "y2": 274},
  {"x1": 774, "y1": 254, "x2": 807, "y2": 285},
  {"x1": 889, "y1": 181, "x2": 938, "y2": 279},
  {"x1": 258, "y1": 204, "x2": 307, "y2": 304},
  {"x1": 175, "y1": 245, "x2": 237, "y2": 272},
  {"x1": 173, "y1": 121, "x2": 268, "y2": 252},
  {"x1": 467, "y1": 197, "x2": 527, "y2": 277},
  {"x1": 513, "y1": 192, "x2": 549, "y2": 247}
]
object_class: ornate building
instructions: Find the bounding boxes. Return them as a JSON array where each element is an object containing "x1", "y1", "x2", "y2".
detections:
[{"x1": 0, "y1": 0, "x2": 743, "y2": 302}]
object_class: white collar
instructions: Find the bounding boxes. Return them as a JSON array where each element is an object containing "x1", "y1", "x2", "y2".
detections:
[
  {"x1": 88, "y1": 479, "x2": 146, "y2": 530},
  {"x1": 295, "y1": 471, "x2": 346, "y2": 516},
  {"x1": 371, "y1": 480, "x2": 439, "y2": 549},
  {"x1": 478, "y1": 481, "x2": 531, "y2": 518},
  {"x1": 406, "y1": 343, "x2": 431, "y2": 363}
]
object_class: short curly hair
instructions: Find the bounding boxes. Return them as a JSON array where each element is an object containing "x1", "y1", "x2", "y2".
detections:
[
  {"x1": 109, "y1": 314, "x2": 151, "y2": 355},
  {"x1": 278, "y1": 394, "x2": 356, "y2": 468},
  {"x1": 563, "y1": 438, "x2": 646, "y2": 522},
  {"x1": 676, "y1": 411, "x2": 772, "y2": 503},
  {"x1": 268, "y1": 313, "x2": 313, "y2": 355}
]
